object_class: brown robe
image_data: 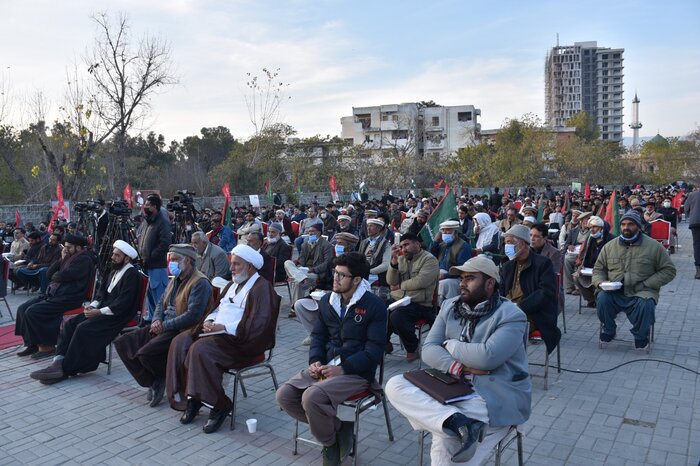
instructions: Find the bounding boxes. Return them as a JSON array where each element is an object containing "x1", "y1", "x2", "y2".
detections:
[{"x1": 165, "y1": 276, "x2": 281, "y2": 411}]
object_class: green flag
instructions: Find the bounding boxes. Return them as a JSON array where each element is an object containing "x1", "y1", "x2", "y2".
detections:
[
  {"x1": 536, "y1": 196, "x2": 546, "y2": 222},
  {"x1": 419, "y1": 192, "x2": 458, "y2": 249}
]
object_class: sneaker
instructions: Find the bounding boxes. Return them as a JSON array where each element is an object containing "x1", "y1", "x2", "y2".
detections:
[
  {"x1": 452, "y1": 419, "x2": 486, "y2": 462},
  {"x1": 302, "y1": 336, "x2": 311, "y2": 346},
  {"x1": 528, "y1": 330, "x2": 543, "y2": 342},
  {"x1": 322, "y1": 442, "x2": 341, "y2": 466},
  {"x1": 634, "y1": 338, "x2": 649, "y2": 350},
  {"x1": 599, "y1": 332, "x2": 615, "y2": 343}
]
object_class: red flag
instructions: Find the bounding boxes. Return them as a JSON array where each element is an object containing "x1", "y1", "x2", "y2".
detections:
[
  {"x1": 123, "y1": 184, "x2": 132, "y2": 208},
  {"x1": 329, "y1": 176, "x2": 337, "y2": 193},
  {"x1": 221, "y1": 183, "x2": 231, "y2": 226},
  {"x1": 48, "y1": 181, "x2": 66, "y2": 233},
  {"x1": 444, "y1": 182, "x2": 450, "y2": 196},
  {"x1": 433, "y1": 179, "x2": 444, "y2": 189},
  {"x1": 603, "y1": 190, "x2": 621, "y2": 235},
  {"x1": 584, "y1": 181, "x2": 591, "y2": 199},
  {"x1": 672, "y1": 190, "x2": 684, "y2": 212},
  {"x1": 560, "y1": 191, "x2": 570, "y2": 214},
  {"x1": 15, "y1": 210, "x2": 21, "y2": 227}
]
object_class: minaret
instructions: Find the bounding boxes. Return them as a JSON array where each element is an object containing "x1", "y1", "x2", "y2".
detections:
[{"x1": 629, "y1": 92, "x2": 642, "y2": 152}]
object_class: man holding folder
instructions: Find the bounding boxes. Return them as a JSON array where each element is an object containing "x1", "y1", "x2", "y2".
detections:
[{"x1": 386, "y1": 255, "x2": 531, "y2": 464}]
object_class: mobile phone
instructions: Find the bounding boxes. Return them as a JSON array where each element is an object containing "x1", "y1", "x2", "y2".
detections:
[
  {"x1": 394, "y1": 233, "x2": 401, "y2": 245},
  {"x1": 425, "y1": 368, "x2": 457, "y2": 385}
]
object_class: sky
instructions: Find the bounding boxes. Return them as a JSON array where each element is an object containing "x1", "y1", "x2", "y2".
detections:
[{"x1": 1, "y1": 0, "x2": 698, "y2": 144}]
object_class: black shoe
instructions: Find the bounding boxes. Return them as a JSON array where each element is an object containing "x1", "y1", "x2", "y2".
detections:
[
  {"x1": 338, "y1": 421, "x2": 354, "y2": 461},
  {"x1": 586, "y1": 301, "x2": 597, "y2": 308},
  {"x1": 31, "y1": 349, "x2": 56, "y2": 360},
  {"x1": 384, "y1": 342, "x2": 394, "y2": 354},
  {"x1": 599, "y1": 332, "x2": 615, "y2": 344},
  {"x1": 39, "y1": 375, "x2": 68, "y2": 385},
  {"x1": 29, "y1": 285, "x2": 39, "y2": 292},
  {"x1": 322, "y1": 442, "x2": 341, "y2": 466},
  {"x1": 634, "y1": 338, "x2": 649, "y2": 350},
  {"x1": 149, "y1": 378, "x2": 165, "y2": 407},
  {"x1": 451, "y1": 419, "x2": 486, "y2": 463},
  {"x1": 146, "y1": 386, "x2": 154, "y2": 402},
  {"x1": 180, "y1": 399, "x2": 203, "y2": 425},
  {"x1": 17, "y1": 346, "x2": 38, "y2": 357},
  {"x1": 30, "y1": 360, "x2": 64, "y2": 380},
  {"x1": 202, "y1": 408, "x2": 228, "y2": 434}
]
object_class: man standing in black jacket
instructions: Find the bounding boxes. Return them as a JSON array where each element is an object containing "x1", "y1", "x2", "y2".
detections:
[
  {"x1": 277, "y1": 252, "x2": 387, "y2": 466},
  {"x1": 138, "y1": 194, "x2": 172, "y2": 323}
]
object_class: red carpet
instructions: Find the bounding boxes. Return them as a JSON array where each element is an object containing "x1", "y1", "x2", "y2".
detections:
[{"x1": 0, "y1": 323, "x2": 23, "y2": 350}]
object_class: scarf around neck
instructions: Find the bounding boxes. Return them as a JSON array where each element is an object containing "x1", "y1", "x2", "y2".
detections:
[{"x1": 454, "y1": 293, "x2": 502, "y2": 341}]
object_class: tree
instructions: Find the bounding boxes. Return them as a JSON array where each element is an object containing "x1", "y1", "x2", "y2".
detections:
[
  {"x1": 566, "y1": 111, "x2": 599, "y2": 142},
  {"x1": 85, "y1": 12, "x2": 176, "y2": 193}
]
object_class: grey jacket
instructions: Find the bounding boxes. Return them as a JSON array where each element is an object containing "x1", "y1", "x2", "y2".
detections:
[
  {"x1": 199, "y1": 242, "x2": 230, "y2": 280},
  {"x1": 423, "y1": 296, "x2": 531, "y2": 428},
  {"x1": 685, "y1": 189, "x2": 700, "y2": 228}
]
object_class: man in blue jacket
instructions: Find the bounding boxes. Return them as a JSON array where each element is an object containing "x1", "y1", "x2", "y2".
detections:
[{"x1": 277, "y1": 252, "x2": 387, "y2": 466}]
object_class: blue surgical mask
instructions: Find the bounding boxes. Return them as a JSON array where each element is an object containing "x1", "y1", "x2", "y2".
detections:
[
  {"x1": 442, "y1": 233, "x2": 453, "y2": 244},
  {"x1": 591, "y1": 231, "x2": 602, "y2": 239},
  {"x1": 168, "y1": 260, "x2": 181, "y2": 276},
  {"x1": 335, "y1": 245, "x2": 345, "y2": 256},
  {"x1": 619, "y1": 232, "x2": 639, "y2": 243},
  {"x1": 307, "y1": 235, "x2": 318, "y2": 243},
  {"x1": 504, "y1": 244, "x2": 517, "y2": 260}
]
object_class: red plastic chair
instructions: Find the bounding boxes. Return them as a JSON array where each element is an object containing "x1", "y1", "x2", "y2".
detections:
[
  {"x1": 261, "y1": 223, "x2": 268, "y2": 236},
  {"x1": 1, "y1": 258, "x2": 13, "y2": 320},
  {"x1": 291, "y1": 221, "x2": 300, "y2": 237},
  {"x1": 63, "y1": 271, "x2": 97, "y2": 318},
  {"x1": 650, "y1": 219, "x2": 671, "y2": 250}
]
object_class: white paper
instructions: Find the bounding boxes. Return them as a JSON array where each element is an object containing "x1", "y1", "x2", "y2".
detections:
[
  {"x1": 249, "y1": 194, "x2": 260, "y2": 207},
  {"x1": 388, "y1": 296, "x2": 411, "y2": 311},
  {"x1": 580, "y1": 268, "x2": 593, "y2": 276},
  {"x1": 198, "y1": 329, "x2": 228, "y2": 337}
]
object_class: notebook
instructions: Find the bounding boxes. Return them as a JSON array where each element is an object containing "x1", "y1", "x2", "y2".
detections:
[{"x1": 403, "y1": 369, "x2": 477, "y2": 404}]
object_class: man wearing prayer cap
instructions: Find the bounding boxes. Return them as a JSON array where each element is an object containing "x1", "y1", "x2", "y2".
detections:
[
  {"x1": 30, "y1": 240, "x2": 142, "y2": 384},
  {"x1": 334, "y1": 214, "x2": 356, "y2": 237},
  {"x1": 358, "y1": 217, "x2": 392, "y2": 299},
  {"x1": 115, "y1": 244, "x2": 213, "y2": 408},
  {"x1": 165, "y1": 244, "x2": 280, "y2": 434},
  {"x1": 430, "y1": 219, "x2": 472, "y2": 303},
  {"x1": 15, "y1": 233, "x2": 95, "y2": 360}
]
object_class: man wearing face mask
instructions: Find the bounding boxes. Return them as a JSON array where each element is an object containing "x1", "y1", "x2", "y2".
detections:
[
  {"x1": 285, "y1": 223, "x2": 334, "y2": 306},
  {"x1": 29, "y1": 240, "x2": 141, "y2": 384},
  {"x1": 114, "y1": 244, "x2": 213, "y2": 407},
  {"x1": 430, "y1": 220, "x2": 472, "y2": 303},
  {"x1": 138, "y1": 194, "x2": 172, "y2": 324},
  {"x1": 264, "y1": 223, "x2": 293, "y2": 282},
  {"x1": 191, "y1": 231, "x2": 230, "y2": 281},
  {"x1": 293, "y1": 232, "x2": 360, "y2": 345},
  {"x1": 594, "y1": 211, "x2": 676, "y2": 349},
  {"x1": 386, "y1": 255, "x2": 530, "y2": 464},
  {"x1": 570, "y1": 216, "x2": 614, "y2": 308},
  {"x1": 500, "y1": 225, "x2": 561, "y2": 353},
  {"x1": 657, "y1": 196, "x2": 680, "y2": 254},
  {"x1": 320, "y1": 208, "x2": 337, "y2": 240},
  {"x1": 166, "y1": 245, "x2": 280, "y2": 433}
]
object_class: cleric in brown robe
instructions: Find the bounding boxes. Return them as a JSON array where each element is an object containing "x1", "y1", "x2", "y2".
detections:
[{"x1": 165, "y1": 244, "x2": 281, "y2": 434}]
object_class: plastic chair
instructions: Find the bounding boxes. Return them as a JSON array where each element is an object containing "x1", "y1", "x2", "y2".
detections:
[
  {"x1": 649, "y1": 219, "x2": 671, "y2": 250},
  {"x1": 62, "y1": 271, "x2": 97, "y2": 318},
  {"x1": 273, "y1": 244, "x2": 294, "y2": 302},
  {"x1": 293, "y1": 351, "x2": 394, "y2": 466}
]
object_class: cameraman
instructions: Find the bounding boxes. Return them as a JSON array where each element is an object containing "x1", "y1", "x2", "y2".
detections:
[
  {"x1": 94, "y1": 199, "x2": 108, "y2": 250},
  {"x1": 138, "y1": 194, "x2": 172, "y2": 324}
]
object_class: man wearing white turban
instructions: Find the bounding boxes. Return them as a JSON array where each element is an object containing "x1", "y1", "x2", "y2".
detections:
[
  {"x1": 29, "y1": 240, "x2": 142, "y2": 384},
  {"x1": 165, "y1": 244, "x2": 281, "y2": 434}
]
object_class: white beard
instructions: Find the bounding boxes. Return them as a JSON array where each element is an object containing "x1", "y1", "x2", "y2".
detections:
[
  {"x1": 233, "y1": 272, "x2": 250, "y2": 284},
  {"x1": 267, "y1": 236, "x2": 279, "y2": 243}
]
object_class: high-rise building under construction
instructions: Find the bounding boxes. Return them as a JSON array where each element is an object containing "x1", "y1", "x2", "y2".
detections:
[{"x1": 545, "y1": 40, "x2": 624, "y2": 142}]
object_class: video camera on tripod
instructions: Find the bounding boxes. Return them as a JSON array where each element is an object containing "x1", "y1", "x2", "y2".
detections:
[
  {"x1": 108, "y1": 199, "x2": 132, "y2": 217},
  {"x1": 167, "y1": 190, "x2": 199, "y2": 244},
  {"x1": 74, "y1": 199, "x2": 100, "y2": 213}
]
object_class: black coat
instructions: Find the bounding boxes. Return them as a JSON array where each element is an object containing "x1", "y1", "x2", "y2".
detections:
[
  {"x1": 46, "y1": 251, "x2": 96, "y2": 305},
  {"x1": 499, "y1": 251, "x2": 561, "y2": 354},
  {"x1": 139, "y1": 210, "x2": 172, "y2": 269},
  {"x1": 309, "y1": 290, "x2": 387, "y2": 382}
]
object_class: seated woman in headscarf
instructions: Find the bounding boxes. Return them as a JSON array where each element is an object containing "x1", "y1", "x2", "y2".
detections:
[{"x1": 472, "y1": 212, "x2": 500, "y2": 255}]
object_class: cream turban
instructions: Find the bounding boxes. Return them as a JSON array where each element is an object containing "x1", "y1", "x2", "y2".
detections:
[{"x1": 231, "y1": 244, "x2": 264, "y2": 270}]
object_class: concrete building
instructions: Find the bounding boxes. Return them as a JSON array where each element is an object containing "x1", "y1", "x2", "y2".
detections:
[
  {"x1": 340, "y1": 102, "x2": 481, "y2": 158},
  {"x1": 545, "y1": 41, "x2": 625, "y2": 142}
]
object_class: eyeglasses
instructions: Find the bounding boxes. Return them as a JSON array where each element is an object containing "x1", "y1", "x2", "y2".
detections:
[{"x1": 332, "y1": 270, "x2": 353, "y2": 281}]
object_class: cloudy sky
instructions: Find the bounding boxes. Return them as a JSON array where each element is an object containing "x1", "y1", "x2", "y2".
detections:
[{"x1": 1, "y1": 0, "x2": 698, "y2": 144}]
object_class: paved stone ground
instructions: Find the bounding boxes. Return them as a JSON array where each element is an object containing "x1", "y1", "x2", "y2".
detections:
[{"x1": 1, "y1": 227, "x2": 698, "y2": 465}]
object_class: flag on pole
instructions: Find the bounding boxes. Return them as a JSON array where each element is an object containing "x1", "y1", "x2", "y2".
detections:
[
  {"x1": 15, "y1": 210, "x2": 21, "y2": 227},
  {"x1": 444, "y1": 182, "x2": 450, "y2": 196},
  {"x1": 265, "y1": 180, "x2": 273, "y2": 202},
  {"x1": 419, "y1": 190, "x2": 458, "y2": 249},
  {"x1": 123, "y1": 184, "x2": 132, "y2": 208},
  {"x1": 560, "y1": 191, "x2": 570, "y2": 214},
  {"x1": 48, "y1": 181, "x2": 66, "y2": 233},
  {"x1": 536, "y1": 195, "x2": 546, "y2": 222},
  {"x1": 584, "y1": 181, "x2": 591, "y2": 199},
  {"x1": 221, "y1": 183, "x2": 231, "y2": 227},
  {"x1": 603, "y1": 190, "x2": 621, "y2": 236},
  {"x1": 329, "y1": 175, "x2": 339, "y2": 202},
  {"x1": 295, "y1": 175, "x2": 302, "y2": 194},
  {"x1": 433, "y1": 179, "x2": 444, "y2": 190}
]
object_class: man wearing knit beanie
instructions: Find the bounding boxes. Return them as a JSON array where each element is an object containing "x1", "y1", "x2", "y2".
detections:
[{"x1": 593, "y1": 210, "x2": 676, "y2": 350}]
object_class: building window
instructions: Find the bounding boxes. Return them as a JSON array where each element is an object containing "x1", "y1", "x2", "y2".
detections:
[
  {"x1": 457, "y1": 112, "x2": 472, "y2": 122},
  {"x1": 392, "y1": 130, "x2": 408, "y2": 140},
  {"x1": 364, "y1": 135, "x2": 371, "y2": 143},
  {"x1": 432, "y1": 116, "x2": 440, "y2": 126}
]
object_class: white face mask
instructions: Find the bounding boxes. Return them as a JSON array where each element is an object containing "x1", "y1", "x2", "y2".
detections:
[
  {"x1": 320, "y1": 213, "x2": 327, "y2": 219},
  {"x1": 663, "y1": 202, "x2": 671, "y2": 208}
]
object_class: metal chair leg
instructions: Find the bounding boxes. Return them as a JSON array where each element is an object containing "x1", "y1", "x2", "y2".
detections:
[
  {"x1": 293, "y1": 419, "x2": 299, "y2": 455},
  {"x1": 543, "y1": 350, "x2": 550, "y2": 391},
  {"x1": 230, "y1": 372, "x2": 239, "y2": 430},
  {"x1": 381, "y1": 396, "x2": 394, "y2": 441},
  {"x1": 107, "y1": 342, "x2": 113, "y2": 375},
  {"x1": 417, "y1": 431, "x2": 425, "y2": 466},
  {"x1": 516, "y1": 430, "x2": 524, "y2": 466},
  {"x1": 351, "y1": 402, "x2": 361, "y2": 466},
  {"x1": 556, "y1": 344, "x2": 561, "y2": 373},
  {"x1": 1, "y1": 297, "x2": 13, "y2": 320}
]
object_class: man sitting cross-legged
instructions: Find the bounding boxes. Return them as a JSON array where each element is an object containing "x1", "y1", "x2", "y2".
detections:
[
  {"x1": 165, "y1": 244, "x2": 280, "y2": 434},
  {"x1": 386, "y1": 255, "x2": 531, "y2": 464},
  {"x1": 29, "y1": 240, "x2": 141, "y2": 384},
  {"x1": 276, "y1": 252, "x2": 387, "y2": 466}
]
